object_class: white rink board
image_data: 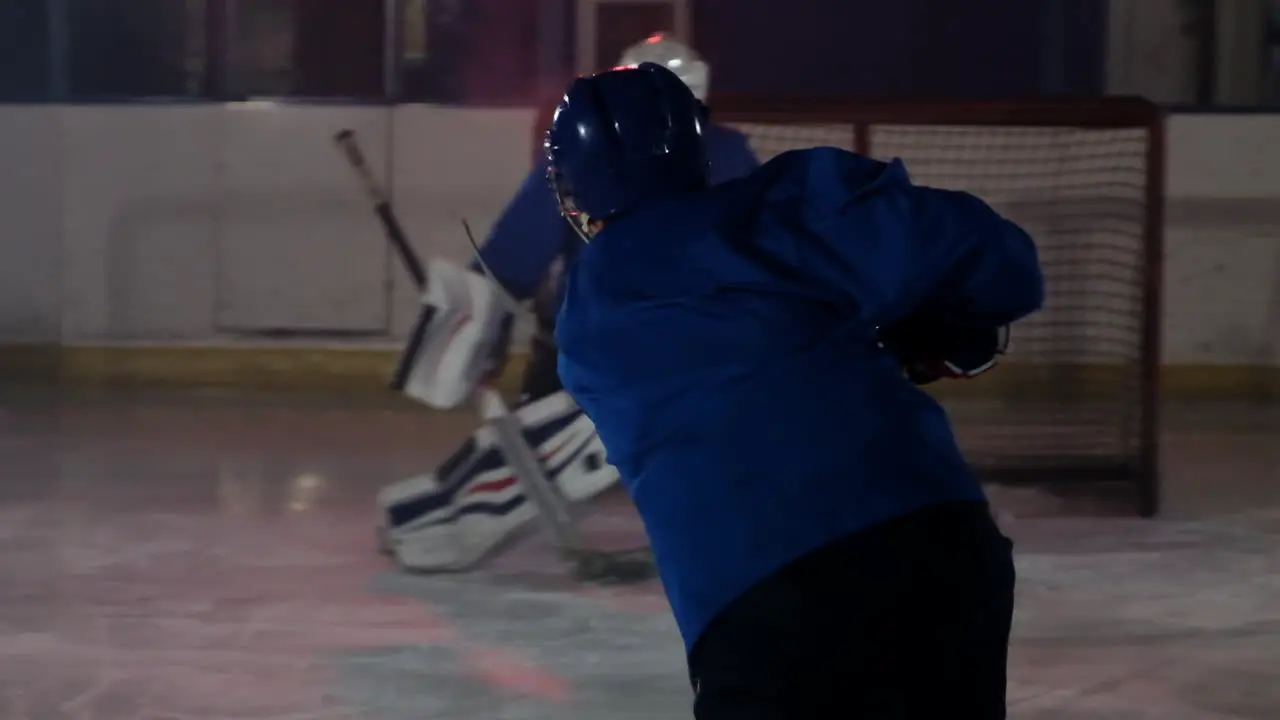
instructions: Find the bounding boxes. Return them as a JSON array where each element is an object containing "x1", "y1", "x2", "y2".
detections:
[{"x1": 0, "y1": 106, "x2": 1274, "y2": 367}]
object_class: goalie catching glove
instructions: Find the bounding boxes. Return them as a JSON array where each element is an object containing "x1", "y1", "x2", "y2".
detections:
[{"x1": 879, "y1": 318, "x2": 1011, "y2": 385}]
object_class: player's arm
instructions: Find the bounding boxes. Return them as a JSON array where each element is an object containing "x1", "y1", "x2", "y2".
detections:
[
  {"x1": 763, "y1": 149, "x2": 1041, "y2": 380},
  {"x1": 901, "y1": 186, "x2": 1044, "y2": 330},
  {"x1": 779, "y1": 150, "x2": 1043, "y2": 331},
  {"x1": 472, "y1": 165, "x2": 568, "y2": 300},
  {"x1": 873, "y1": 186, "x2": 1042, "y2": 383}
]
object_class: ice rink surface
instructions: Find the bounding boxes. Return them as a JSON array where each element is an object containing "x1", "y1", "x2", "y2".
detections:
[{"x1": 0, "y1": 389, "x2": 1277, "y2": 719}]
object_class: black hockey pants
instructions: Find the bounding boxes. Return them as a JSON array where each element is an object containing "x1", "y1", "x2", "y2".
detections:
[{"x1": 688, "y1": 501, "x2": 1015, "y2": 719}]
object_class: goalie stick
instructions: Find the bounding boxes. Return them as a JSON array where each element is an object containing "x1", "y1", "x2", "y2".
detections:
[
  {"x1": 333, "y1": 128, "x2": 436, "y2": 394},
  {"x1": 333, "y1": 129, "x2": 427, "y2": 290},
  {"x1": 334, "y1": 128, "x2": 654, "y2": 584}
]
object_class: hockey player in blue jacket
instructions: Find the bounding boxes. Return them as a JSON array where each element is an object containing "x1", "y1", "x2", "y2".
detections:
[
  {"x1": 474, "y1": 35, "x2": 758, "y2": 399},
  {"x1": 547, "y1": 63, "x2": 1044, "y2": 719}
]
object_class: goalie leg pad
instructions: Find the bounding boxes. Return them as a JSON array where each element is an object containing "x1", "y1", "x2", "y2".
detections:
[
  {"x1": 378, "y1": 391, "x2": 619, "y2": 572},
  {"x1": 381, "y1": 431, "x2": 538, "y2": 571},
  {"x1": 511, "y1": 391, "x2": 617, "y2": 502}
]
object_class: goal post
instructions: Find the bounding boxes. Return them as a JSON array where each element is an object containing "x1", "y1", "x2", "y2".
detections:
[{"x1": 711, "y1": 96, "x2": 1165, "y2": 518}]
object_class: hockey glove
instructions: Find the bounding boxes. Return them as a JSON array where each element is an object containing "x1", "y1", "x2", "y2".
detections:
[{"x1": 879, "y1": 318, "x2": 1010, "y2": 386}]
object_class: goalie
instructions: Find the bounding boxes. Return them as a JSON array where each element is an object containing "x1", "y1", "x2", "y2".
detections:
[
  {"x1": 548, "y1": 65, "x2": 1043, "y2": 717},
  {"x1": 376, "y1": 35, "x2": 759, "y2": 572}
]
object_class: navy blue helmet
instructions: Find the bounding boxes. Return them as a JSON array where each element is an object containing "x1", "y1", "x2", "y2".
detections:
[{"x1": 545, "y1": 62, "x2": 710, "y2": 240}]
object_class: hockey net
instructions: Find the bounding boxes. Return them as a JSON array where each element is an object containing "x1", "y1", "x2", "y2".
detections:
[{"x1": 712, "y1": 97, "x2": 1164, "y2": 516}]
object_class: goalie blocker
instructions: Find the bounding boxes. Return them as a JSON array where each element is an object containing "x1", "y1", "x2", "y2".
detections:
[{"x1": 392, "y1": 259, "x2": 512, "y2": 410}]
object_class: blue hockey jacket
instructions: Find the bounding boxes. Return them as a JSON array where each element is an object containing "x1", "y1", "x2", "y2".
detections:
[{"x1": 555, "y1": 147, "x2": 1044, "y2": 652}]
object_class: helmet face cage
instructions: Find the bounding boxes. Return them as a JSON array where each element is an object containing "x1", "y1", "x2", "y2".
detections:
[
  {"x1": 545, "y1": 102, "x2": 595, "y2": 242},
  {"x1": 546, "y1": 164, "x2": 595, "y2": 243}
]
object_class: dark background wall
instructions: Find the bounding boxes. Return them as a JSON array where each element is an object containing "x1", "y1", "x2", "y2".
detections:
[
  {"x1": 694, "y1": 0, "x2": 1106, "y2": 98},
  {"x1": 0, "y1": 0, "x2": 1107, "y2": 103},
  {"x1": 430, "y1": 0, "x2": 1108, "y2": 102}
]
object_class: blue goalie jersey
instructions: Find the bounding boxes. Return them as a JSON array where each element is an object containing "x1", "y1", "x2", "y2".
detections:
[{"x1": 554, "y1": 147, "x2": 1044, "y2": 652}]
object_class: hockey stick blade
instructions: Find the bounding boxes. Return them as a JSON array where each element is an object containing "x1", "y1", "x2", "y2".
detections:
[{"x1": 333, "y1": 128, "x2": 427, "y2": 292}]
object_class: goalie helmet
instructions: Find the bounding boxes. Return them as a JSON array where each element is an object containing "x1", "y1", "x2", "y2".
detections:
[{"x1": 617, "y1": 33, "x2": 709, "y2": 102}]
